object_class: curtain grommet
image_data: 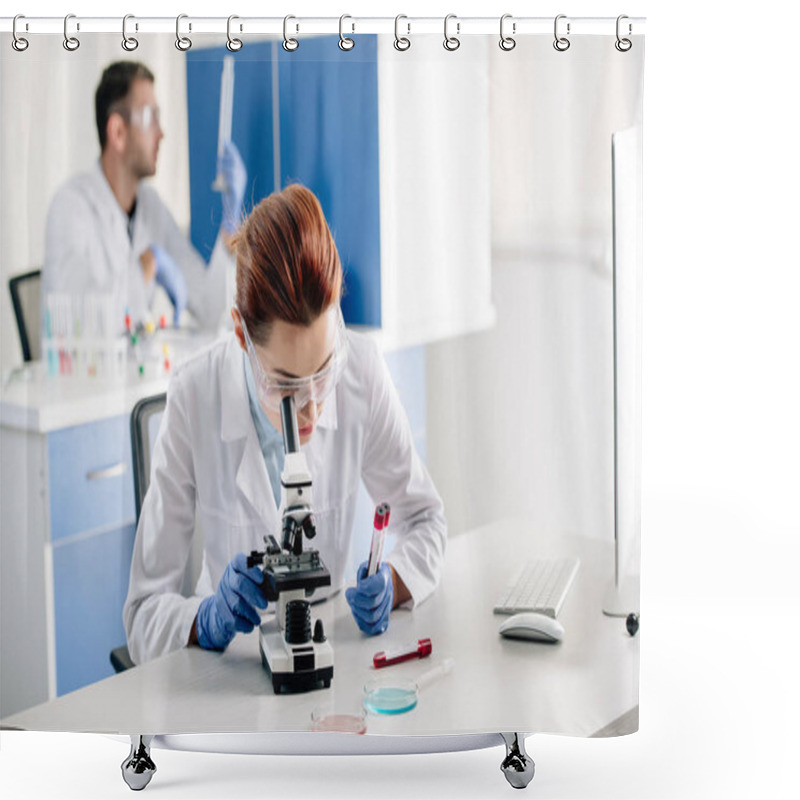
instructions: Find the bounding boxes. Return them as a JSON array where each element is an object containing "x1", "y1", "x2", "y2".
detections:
[
  {"x1": 122, "y1": 14, "x2": 139, "y2": 52},
  {"x1": 226, "y1": 15, "x2": 242, "y2": 52},
  {"x1": 615, "y1": 15, "x2": 632, "y2": 52},
  {"x1": 12, "y1": 14, "x2": 29, "y2": 52},
  {"x1": 63, "y1": 14, "x2": 80, "y2": 51},
  {"x1": 394, "y1": 14, "x2": 411, "y2": 51},
  {"x1": 499, "y1": 14, "x2": 516, "y2": 51},
  {"x1": 283, "y1": 15, "x2": 299, "y2": 52},
  {"x1": 553, "y1": 14, "x2": 571, "y2": 52},
  {"x1": 176, "y1": 14, "x2": 192, "y2": 51},
  {"x1": 443, "y1": 14, "x2": 460, "y2": 51},
  {"x1": 339, "y1": 14, "x2": 355, "y2": 51}
]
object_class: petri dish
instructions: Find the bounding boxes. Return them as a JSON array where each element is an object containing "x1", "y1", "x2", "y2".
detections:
[
  {"x1": 310, "y1": 706, "x2": 367, "y2": 734},
  {"x1": 363, "y1": 678, "x2": 419, "y2": 715}
]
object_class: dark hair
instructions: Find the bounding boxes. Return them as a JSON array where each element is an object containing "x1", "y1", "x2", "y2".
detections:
[
  {"x1": 234, "y1": 184, "x2": 343, "y2": 346},
  {"x1": 95, "y1": 61, "x2": 155, "y2": 151}
]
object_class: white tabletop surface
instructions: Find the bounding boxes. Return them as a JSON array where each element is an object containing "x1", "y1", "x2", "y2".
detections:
[{"x1": 1, "y1": 520, "x2": 638, "y2": 738}]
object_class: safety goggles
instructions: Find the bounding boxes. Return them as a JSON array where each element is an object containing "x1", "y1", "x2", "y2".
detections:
[
  {"x1": 115, "y1": 103, "x2": 161, "y2": 131},
  {"x1": 238, "y1": 305, "x2": 349, "y2": 414}
]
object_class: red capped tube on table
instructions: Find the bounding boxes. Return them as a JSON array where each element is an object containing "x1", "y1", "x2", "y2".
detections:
[{"x1": 373, "y1": 638, "x2": 433, "y2": 669}]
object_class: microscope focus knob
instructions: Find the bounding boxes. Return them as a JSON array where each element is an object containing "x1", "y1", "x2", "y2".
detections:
[
  {"x1": 302, "y1": 514, "x2": 317, "y2": 539},
  {"x1": 313, "y1": 619, "x2": 326, "y2": 643}
]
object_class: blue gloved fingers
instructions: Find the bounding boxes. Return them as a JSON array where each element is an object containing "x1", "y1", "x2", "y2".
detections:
[
  {"x1": 229, "y1": 554, "x2": 268, "y2": 609},
  {"x1": 231, "y1": 608, "x2": 259, "y2": 633},
  {"x1": 345, "y1": 584, "x2": 390, "y2": 614},
  {"x1": 231, "y1": 553, "x2": 268, "y2": 588},
  {"x1": 150, "y1": 244, "x2": 188, "y2": 325},
  {"x1": 196, "y1": 595, "x2": 235, "y2": 651},
  {"x1": 352, "y1": 594, "x2": 392, "y2": 636},
  {"x1": 352, "y1": 586, "x2": 393, "y2": 627},
  {"x1": 355, "y1": 564, "x2": 392, "y2": 598},
  {"x1": 219, "y1": 577, "x2": 263, "y2": 628}
]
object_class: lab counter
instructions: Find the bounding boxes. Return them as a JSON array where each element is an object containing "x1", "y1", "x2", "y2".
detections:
[
  {"x1": 1, "y1": 524, "x2": 639, "y2": 739},
  {"x1": 0, "y1": 330, "x2": 219, "y2": 718},
  {"x1": 0, "y1": 329, "x2": 220, "y2": 433}
]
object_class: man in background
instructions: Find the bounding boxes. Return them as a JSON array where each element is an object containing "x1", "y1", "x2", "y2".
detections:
[{"x1": 42, "y1": 60, "x2": 246, "y2": 332}]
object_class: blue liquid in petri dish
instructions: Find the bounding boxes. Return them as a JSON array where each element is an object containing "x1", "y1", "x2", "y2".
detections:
[{"x1": 363, "y1": 684, "x2": 418, "y2": 715}]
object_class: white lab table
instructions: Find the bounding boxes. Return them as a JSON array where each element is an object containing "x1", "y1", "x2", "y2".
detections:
[{"x1": 1, "y1": 521, "x2": 639, "y2": 739}]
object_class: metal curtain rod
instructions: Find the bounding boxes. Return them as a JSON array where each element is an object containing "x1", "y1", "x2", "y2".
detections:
[{"x1": 1, "y1": 15, "x2": 646, "y2": 37}]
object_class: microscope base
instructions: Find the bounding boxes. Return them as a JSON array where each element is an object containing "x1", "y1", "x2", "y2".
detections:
[{"x1": 259, "y1": 625, "x2": 334, "y2": 695}]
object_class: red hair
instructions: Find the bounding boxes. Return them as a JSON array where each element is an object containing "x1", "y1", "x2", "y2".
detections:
[{"x1": 234, "y1": 184, "x2": 343, "y2": 345}]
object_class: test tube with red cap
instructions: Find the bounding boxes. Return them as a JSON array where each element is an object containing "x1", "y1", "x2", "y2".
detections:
[
  {"x1": 367, "y1": 502, "x2": 390, "y2": 577},
  {"x1": 373, "y1": 638, "x2": 432, "y2": 669}
]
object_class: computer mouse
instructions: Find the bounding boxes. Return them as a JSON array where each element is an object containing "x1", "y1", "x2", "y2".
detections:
[{"x1": 498, "y1": 612, "x2": 564, "y2": 643}]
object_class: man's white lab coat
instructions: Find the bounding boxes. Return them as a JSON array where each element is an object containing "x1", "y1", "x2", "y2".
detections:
[
  {"x1": 123, "y1": 330, "x2": 447, "y2": 664},
  {"x1": 42, "y1": 161, "x2": 231, "y2": 333}
]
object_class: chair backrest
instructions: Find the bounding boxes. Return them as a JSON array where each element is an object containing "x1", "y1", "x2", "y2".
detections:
[
  {"x1": 130, "y1": 393, "x2": 167, "y2": 521},
  {"x1": 8, "y1": 269, "x2": 42, "y2": 363},
  {"x1": 129, "y1": 392, "x2": 203, "y2": 597}
]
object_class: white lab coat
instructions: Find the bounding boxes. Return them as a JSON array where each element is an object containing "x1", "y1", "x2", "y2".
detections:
[
  {"x1": 41, "y1": 161, "x2": 231, "y2": 334},
  {"x1": 123, "y1": 330, "x2": 447, "y2": 665}
]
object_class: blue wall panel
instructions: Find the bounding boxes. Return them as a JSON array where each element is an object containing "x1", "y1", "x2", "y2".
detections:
[
  {"x1": 185, "y1": 37, "x2": 381, "y2": 326},
  {"x1": 277, "y1": 36, "x2": 381, "y2": 327},
  {"x1": 186, "y1": 42, "x2": 278, "y2": 261}
]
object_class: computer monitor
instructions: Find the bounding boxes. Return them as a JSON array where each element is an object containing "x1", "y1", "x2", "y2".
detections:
[{"x1": 603, "y1": 126, "x2": 642, "y2": 617}]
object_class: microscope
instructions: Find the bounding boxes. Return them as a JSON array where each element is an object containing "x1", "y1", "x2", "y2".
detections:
[{"x1": 246, "y1": 395, "x2": 333, "y2": 694}]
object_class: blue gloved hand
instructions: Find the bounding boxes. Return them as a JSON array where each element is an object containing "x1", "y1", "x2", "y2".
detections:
[
  {"x1": 151, "y1": 244, "x2": 188, "y2": 326},
  {"x1": 218, "y1": 139, "x2": 247, "y2": 233},
  {"x1": 195, "y1": 553, "x2": 268, "y2": 652},
  {"x1": 345, "y1": 561, "x2": 393, "y2": 636}
]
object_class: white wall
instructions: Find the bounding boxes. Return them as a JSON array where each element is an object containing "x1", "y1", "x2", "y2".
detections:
[
  {"x1": 0, "y1": 34, "x2": 192, "y2": 369},
  {"x1": 425, "y1": 36, "x2": 644, "y2": 539}
]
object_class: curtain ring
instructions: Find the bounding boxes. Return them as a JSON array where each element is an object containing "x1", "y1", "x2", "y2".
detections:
[
  {"x1": 499, "y1": 14, "x2": 516, "y2": 51},
  {"x1": 394, "y1": 14, "x2": 411, "y2": 51},
  {"x1": 63, "y1": 14, "x2": 80, "y2": 51},
  {"x1": 615, "y1": 15, "x2": 632, "y2": 52},
  {"x1": 176, "y1": 14, "x2": 192, "y2": 51},
  {"x1": 339, "y1": 14, "x2": 355, "y2": 51},
  {"x1": 12, "y1": 14, "x2": 29, "y2": 52},
  {"x1": 553, "y1": 14, "x2": 570, "y2": 52},
  {"x1": 226, "y1": 15, "x2": 242, "y2": 52},
  {"x1": 122, "y1": 14, "x2": 139, "y2": 51},
  {"x1": 283, "y1": 15, "x2": 299, "y2": 52},
  {"x1": 443, "y1": 14, "x2": 460, "y2": 51}
]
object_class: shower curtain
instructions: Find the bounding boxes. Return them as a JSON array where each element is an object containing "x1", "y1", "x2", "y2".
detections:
[{"x1": 0, "y1": 14, "x2": 645, "y2": 794}]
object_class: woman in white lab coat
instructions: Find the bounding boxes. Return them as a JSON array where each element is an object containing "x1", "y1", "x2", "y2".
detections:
[{"x1": 123, "y1": 184, "x2": 447, "y2": 665}]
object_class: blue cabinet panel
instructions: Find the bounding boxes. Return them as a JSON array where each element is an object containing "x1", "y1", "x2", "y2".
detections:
[
  {"x1": 52, "y1": 522, "x2": 137, "y2": 696},
  {"x1": 48, "y1": 416, "x2": 135, "y2": 542},
  {"x1": 185, "y1": 37, "x2": 381, "y2": 327}
]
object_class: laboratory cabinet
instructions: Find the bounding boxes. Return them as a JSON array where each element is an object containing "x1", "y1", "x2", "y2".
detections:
[{"x1": 0, "y1": 372, "x2": 167, "y2": 718}]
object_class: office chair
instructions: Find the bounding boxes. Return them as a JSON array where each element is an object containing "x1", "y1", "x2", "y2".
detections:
[
  {"x1": 8, "y1": 269, "x2": 42, "y2": 363},
  {"x1": 109, "y1": 393, "x2": 167, "y2": 674}
]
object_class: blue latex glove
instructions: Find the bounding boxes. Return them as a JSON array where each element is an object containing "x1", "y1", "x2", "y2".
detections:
[
  {"x1": 151, "y1": 244, "x2": 188, "y2": 326},
  {"x1": 345, "y1": 561, "x2": 393, "y2": 636},
  {"x1": 195, "y1": 553, "x2": 268, "y2": 652},
  {"x1": 218, "y1": 140, "x2": 247, "y2": 233}
]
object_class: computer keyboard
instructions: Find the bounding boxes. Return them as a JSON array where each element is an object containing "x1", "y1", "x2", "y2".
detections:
[{"x1": 493, "y1": 557, "x2": 580, "y2": 618}]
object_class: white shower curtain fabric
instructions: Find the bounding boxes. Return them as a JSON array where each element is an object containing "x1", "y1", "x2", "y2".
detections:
[{"x1": 0, "y1": 29, "x2": 644, "y2": 741}]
